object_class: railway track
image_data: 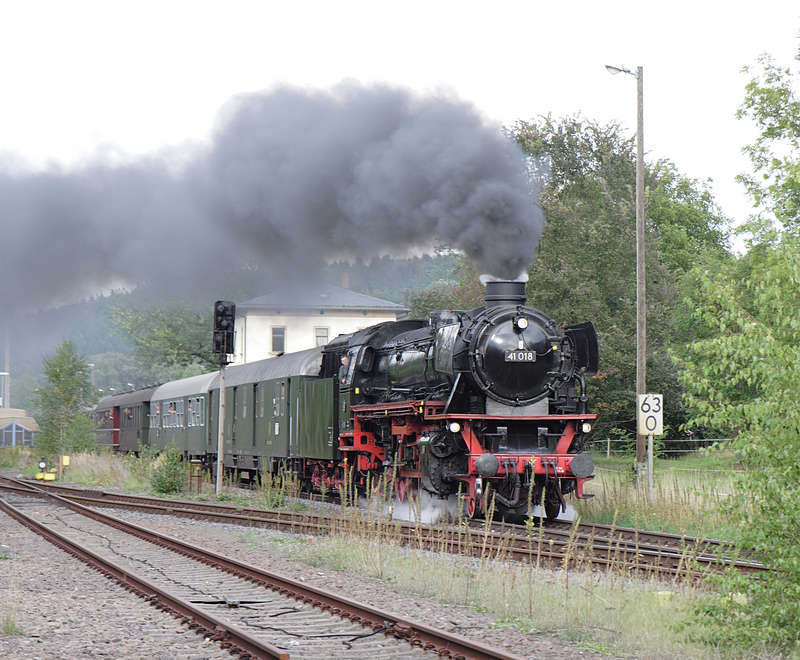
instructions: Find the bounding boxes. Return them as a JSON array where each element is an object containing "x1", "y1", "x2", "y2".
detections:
[
  {"x1": 0, "y1": 480, "x2": 521, "y2": 659},
  {"x1": 0, "y1": 476, "x2": 768, "y2": 579}
]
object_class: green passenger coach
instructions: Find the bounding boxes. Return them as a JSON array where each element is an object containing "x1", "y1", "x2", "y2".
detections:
[
  {"x1": 207, "y1": 347, "x2": 334, "y2": 479},
  {"x1": 149, "y1": 373, "x2": 217, "y2": 460},
  {"x1": 95, "y1": 385, "x2": 160, "y2": 453}
]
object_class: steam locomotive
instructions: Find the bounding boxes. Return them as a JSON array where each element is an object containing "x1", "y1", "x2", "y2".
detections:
[{"x1": 96, "y1": 280, "x2": 598, "y2": 520}]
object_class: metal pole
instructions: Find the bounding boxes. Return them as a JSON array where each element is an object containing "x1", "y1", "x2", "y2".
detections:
[
  {"x1": 3, "y1": 324, "x2": 10, "y2": 408},
  {"x1": 647, "y1": 434, "x2": 654, "y2": 494},
  {"x1": 635, "y1": 66, "x2": 647, "y2": 470},
  {"x1": 215, "y1": 364, "x2": 225, "y2": 495}
]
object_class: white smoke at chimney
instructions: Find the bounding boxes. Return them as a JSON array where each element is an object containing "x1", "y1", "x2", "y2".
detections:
[{"x1": 479, "y1": 272, "x2": 529, "y2": 285}]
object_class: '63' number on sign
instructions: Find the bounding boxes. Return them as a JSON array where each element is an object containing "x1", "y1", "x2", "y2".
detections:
[{"x1": 637, "y1": 394, "x2": 663, "y2": 436}]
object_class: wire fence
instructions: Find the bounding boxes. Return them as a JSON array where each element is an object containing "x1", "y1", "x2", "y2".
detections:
[{"x1": 590, "y1": 437, "x2": 732, "y2": 457}]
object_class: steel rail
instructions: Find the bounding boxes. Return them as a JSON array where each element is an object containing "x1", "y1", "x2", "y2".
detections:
[
  {"x1": 0, "y1": 477, "x2": 733, "y2": 552},
  {"x1": 1, "y1": 479, "x2": 523, "y2": 660},
  {"x1": 0, "y1": 476, "x2": 768, "y2": 577},
  {"x1": 0, "y1": 496, "x2": 288, "y2": 659}
]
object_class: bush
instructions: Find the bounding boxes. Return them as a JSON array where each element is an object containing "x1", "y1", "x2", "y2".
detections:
[{"x1": 150, "y1": 446, "x2": 185, "y2": 495}]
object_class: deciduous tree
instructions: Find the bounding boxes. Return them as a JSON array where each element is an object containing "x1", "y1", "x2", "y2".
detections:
[
  {"x1": 32, "y1": 340, "x2": 96, "y2": 456},
  {"x1": 677, "y1": 42, "x2": 800, "y2": 652},
  {"x1": 678, "y1": 237, "x2": 800, "y2": 650},
  {"x1": 109, "y1": 305, "x2": 217, "y2": 371}
]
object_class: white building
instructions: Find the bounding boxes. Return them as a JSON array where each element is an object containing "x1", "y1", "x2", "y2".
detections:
[{"x1": 231, "y1": 284, "x2": 407, "y2": 365}]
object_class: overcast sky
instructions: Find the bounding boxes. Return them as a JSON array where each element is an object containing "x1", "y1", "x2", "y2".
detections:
[{"x1": 2, "y1": 1, "x2": 798, "y2": 230}]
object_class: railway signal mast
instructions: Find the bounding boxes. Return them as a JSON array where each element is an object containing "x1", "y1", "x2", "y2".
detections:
[{"x1": 212, "y1": 300, "x2": 236, "y2": 495}]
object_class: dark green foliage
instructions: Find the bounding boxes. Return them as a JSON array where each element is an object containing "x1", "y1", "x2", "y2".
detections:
[
  {"x1": 325, "y1": 252, "x2": 461, "y2": 305},
  {"x1": 737, "y1": 52, "x2": 800, "y2": 235},
  {"x1": 31, "y1": 340, "x2": 97, "y2": 457},
  {"x1": 150, "y1": 445, "x2": 186, "y2": 495},
  {"x1": 86, "y1": 351, "x2": 204, "y2": 395},
  {"x1": 512, "y1": 117, "x2": 731, "y2": 436},
  {"x1": 109, "y1": 304, "x2": 217, "y2": 370},
  {"x1": 678, "y1": 237, "x2": 800, "y2": 652},
  {"x1": 675, "y1": 44, "x2": 800, "y2": 652},
  {"x1": 407, "y1": 258, "x2": 483, "y2": 318}
]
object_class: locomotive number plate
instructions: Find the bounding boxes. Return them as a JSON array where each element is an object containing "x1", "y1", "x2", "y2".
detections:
[{"x1": 504, "y1": 350, "x2": 536, "y2": 362}]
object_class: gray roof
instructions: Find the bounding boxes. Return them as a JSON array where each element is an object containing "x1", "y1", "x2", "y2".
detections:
[
  {"x1": 151, "y1": 373, "x2": 217, "y2": 402},
  {"x1": 239, "y1": 284, "x2": 407, "y2": 314},
  {"x1": 96, "y1": 385, "x2": 161, "y2": 411},
  {"x1": 210, "y1": 348, "x2": 323, "y2": 389}
]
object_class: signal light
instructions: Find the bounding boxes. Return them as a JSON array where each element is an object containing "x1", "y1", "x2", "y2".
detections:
[
  {"x1": 212, "y1": 300, "x2": 236, "y2": 359},
  {"x1": 214, "y1": 300, "x2": 235, "y2": 332}
]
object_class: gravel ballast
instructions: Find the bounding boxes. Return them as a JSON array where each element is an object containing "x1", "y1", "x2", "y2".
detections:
[
  {"x1": 0, "y1": 482, "x2": 618, "y2": 658},
  {"x1": 0, "y1": 508, "x2": 232, "y2": 659}
]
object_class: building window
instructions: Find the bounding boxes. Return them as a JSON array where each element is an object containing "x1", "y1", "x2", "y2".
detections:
[
  {"x1": 272, "y1": 327, "x2": 285, "y2": 353},
  {"x1": 314, "y1": 327, "x2": 329, "y2": 347}
]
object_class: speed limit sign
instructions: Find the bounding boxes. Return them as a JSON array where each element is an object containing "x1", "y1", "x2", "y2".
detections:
[{"x1": 638, "y1": 394, "x2": 663, "y2": 436}]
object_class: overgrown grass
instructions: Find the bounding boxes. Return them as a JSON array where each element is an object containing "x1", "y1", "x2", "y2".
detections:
[
  {"x1": 263, "y1": 528, "x2": 778, "y2": 659},
  {"x1": 0, "y1": 447, "x2": 34, "y2": 471},
  {"x1": 1, "y1": 608, "x2": 22, "y2": 637},
  {"x1": 575, "y1": 450, "x2": 741, "y2": 539},
  {"x1": 62, "y1": 450, "x2": 152, "y2": 491}
]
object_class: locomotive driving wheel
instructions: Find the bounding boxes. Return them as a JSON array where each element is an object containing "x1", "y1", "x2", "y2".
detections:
[
  {"x1": 463, "y1": 477, "x2": 482, "y2": 519},
  {"x1": 395, "y1": 477, "x2": 418, "y2": 503},
  {"x1": 466, "y1": 495, "x2": 477, "y2": 518},
  {"x1": 544, "y1": 482, "x2": 562, "y2": 520},
  {"x1": 396, "y1": 478, "x2": 408, "y2": 502}
]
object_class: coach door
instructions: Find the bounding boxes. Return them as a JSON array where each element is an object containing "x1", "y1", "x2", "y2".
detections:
[{"x1": 294, "y1": 378, "x2": 336, "y2": 460}]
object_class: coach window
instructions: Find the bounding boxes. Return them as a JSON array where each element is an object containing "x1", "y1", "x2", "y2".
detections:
[
  {"x1": 195, "y1": 397, "x2": 204, "y2": 426},
  {"x1": 272, "y1": 327, "x2": 285, "y2": 354},
  {"x1": 256, "y1": 385, "x2": 264, "y2": 419},
  {"x1": 188, "y1": 397, "x2": 203, "y2": 427},
  {"x1": 150, "y1": 404, "x2": 161, "y2": 429},
  {"x1": 314, "y1": 327, "x2": 329, "y2": 347}
]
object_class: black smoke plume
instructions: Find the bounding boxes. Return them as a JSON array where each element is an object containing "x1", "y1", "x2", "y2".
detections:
[{"x1": 0, "y1": 82, "x2": 544, "y2": 314}]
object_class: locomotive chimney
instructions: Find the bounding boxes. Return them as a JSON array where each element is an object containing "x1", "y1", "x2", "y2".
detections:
[{"x1": 481, "y1": 273, "x2": 528, "y2": 307}]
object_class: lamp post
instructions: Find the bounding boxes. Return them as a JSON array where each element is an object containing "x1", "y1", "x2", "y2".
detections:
[
  {"x1": 3, "y1": 324, "x2": 9, "y2": 408},
  {"x1": 606, "y1": 64, "x2": 647, "y2": 472}
]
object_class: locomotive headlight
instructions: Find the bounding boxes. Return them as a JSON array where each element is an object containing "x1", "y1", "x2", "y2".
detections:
[
  {"x1": 582, "y1": 422, "x2": 592, "y2": 433},
  {"x1": 448, "y1": 422, "x2": 461, "y2": 434},
  {"x1": 515, "y1": 317, "x2": 529, "y2": 330}
]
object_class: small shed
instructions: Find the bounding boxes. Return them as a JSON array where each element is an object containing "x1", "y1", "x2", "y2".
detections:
[{"x1": 0, "y1": 408, "x2": 39, "y2": 448}]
